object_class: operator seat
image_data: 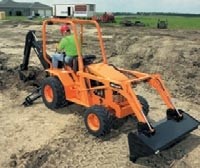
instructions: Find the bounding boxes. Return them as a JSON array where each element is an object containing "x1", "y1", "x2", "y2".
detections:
[{"x1": 66, "y1": 55, "x2": 96, "y2": 72}]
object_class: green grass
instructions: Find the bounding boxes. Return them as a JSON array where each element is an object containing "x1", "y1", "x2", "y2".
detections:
[
  {"x1": 6, "y1": 16, "x2": 27, "y2": 21},
  {"x1": 5, "y1": 16, "x2": 43, "y2": 22},
  {"x1": 4, "y1": 15, "x2": 200, "y2": 30},
  {"x1": 115, "y1": 15, "x2": 200, "y2": 30}
]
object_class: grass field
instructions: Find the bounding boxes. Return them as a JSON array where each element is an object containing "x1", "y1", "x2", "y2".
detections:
[
  {"x1": 3, "y1": 15, "x2": 200, "y2": 30},
  {"x1": 5, "y1": 16, "x2": 43, "y2": 21},
  {"x1": 115, "y1": 15, "x2": 200, "y2": 30}
]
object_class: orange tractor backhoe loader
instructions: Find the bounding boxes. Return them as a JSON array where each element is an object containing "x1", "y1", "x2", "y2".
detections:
[{"x1": 20, "y1": 18, "x2": 199, "y2": 162}]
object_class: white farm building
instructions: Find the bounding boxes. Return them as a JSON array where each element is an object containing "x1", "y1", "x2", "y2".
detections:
[{"x1": 53, "y1": 4, "x2": 96, "y2": 18}]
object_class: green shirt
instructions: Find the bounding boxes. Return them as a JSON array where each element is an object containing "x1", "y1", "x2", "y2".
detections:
[{"x1": 58, "y1": 34, "x2": 78, "y2": 57}]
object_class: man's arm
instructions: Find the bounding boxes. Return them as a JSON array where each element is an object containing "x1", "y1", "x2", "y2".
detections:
[{"x1": 57, "y1": 38, "x2": 66, "y2": 51}]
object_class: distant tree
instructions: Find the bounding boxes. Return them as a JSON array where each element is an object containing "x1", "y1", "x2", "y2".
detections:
[{"x1": 136, "y1": 12, "x2": 200, "y2": 17}]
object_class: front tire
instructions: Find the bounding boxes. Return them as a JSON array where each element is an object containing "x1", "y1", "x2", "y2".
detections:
[
  {"x1": 41, "y1": 77, "x2": 67, "y2": 109},
  {"x1": 84, "y1": 105, "x2": 112, "y2": 137}
]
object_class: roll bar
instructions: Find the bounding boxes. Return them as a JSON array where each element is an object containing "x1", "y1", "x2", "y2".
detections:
[{"x1": 42, "y1": 18, "x2": 107, "y2": 71}]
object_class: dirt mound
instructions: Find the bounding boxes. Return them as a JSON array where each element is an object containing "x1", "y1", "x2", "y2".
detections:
[
  {"x1": 8, "y1": 123, "x2": 200, "y2": 168},
  {"x1": 107, "y1": 27, "x2": 200, "y2": 104}
]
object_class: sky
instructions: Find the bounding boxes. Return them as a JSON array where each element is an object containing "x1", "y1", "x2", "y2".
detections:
[{"x1": 14, "y1": 0, "x2": 200, "y2": 14}]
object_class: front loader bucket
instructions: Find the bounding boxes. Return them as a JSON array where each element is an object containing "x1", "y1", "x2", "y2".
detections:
[{"x1": 128, "y1": 112, "x2": 199, "y2": 162}]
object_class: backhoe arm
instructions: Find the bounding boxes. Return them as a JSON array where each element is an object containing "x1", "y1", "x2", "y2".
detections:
[{"x1": 20, "y1": 30, "x2": 50, "y2": 71}]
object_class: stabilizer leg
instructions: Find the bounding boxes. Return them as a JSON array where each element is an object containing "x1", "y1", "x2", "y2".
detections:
[{"x1": 23, "y1": 87, "x2": 41, "y2": 106}]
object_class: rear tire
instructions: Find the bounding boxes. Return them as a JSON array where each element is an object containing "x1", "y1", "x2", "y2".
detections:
[
  {"x1": 111, "y1": 117, "x2": 128, "y2": 130},
  {"x1": 112, "y1": 95, "x2": 149, "y2": 129},
  {"x1": 41, "y1": 77, "x2": 67, "y2": 109},
  {"x1": 84, "y1": 105, "x2": 112, "y2": 137}
]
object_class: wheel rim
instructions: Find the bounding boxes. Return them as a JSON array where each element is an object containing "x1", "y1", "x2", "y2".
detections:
[
  {"x1": 44, "y1": 85, "x2": 54, "y2": 102},
  {"x1": 87, "y1": 113, "x2": 100, "y2": 131}
]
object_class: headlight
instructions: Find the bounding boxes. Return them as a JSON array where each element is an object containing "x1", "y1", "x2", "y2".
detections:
[{"x1": 110, "y1": 82, "x2": 122, "y2": 89}]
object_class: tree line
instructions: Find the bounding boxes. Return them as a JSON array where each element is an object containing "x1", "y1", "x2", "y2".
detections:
[{"x1": 113, "y1": 12, "x2": 200, "y2": 17}]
